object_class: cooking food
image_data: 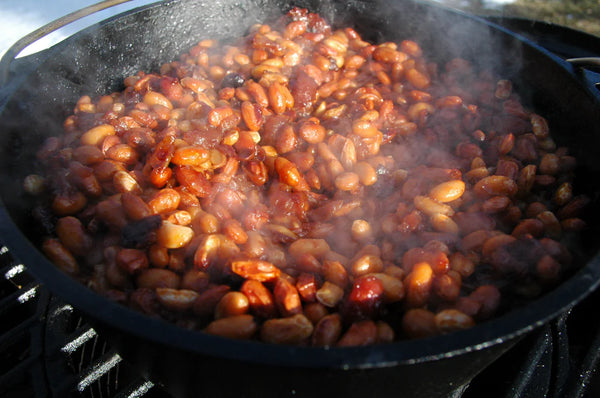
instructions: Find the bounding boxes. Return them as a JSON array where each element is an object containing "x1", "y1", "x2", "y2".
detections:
[{"x1": 25, "y1": 7, "x2": 588, "y2": 346}]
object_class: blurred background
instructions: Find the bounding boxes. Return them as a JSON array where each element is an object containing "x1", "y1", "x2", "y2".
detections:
[
  {"x1": 435, "y1": 0, "x2": 600, "y2": 36},
  {"x1": 0, "y1": 0, "x2": 599, "y2": 59}
]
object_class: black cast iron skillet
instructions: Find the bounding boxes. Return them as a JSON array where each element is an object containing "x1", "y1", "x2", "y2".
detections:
[{"x1": 1, "y1": 0, "x2": 600, "y2": 396}]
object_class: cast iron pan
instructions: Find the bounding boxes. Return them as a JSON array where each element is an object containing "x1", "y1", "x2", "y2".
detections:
[{"x1": 1, "y1": 0, "x2": 600, "y2": 396}]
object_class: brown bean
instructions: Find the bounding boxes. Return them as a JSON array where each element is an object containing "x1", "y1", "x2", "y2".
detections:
[
  {"x1": 350, "y1": 254, "x2": 383, "y2": 276},
  {"x1": 469, "y1": 285, "x2": 501, "y2": 319},
  {"x1": 336, "y1": 320, "x2": 378, "y2": 347},
  {"x1": 352, "y1": 118, "x2": 378, "y2": 138},
  {"x1": 192, "y1": 284, "x2": 231, "y2": 316},
  {"x1": 116, "y1": 248, "x2": 149, "y2": 274},
  {"x1": 299, "y1": 120, "x2": 326, "y2": 144},
  {"x1": 55, "y1": 216, "x2": 92, "y2": 257},
  {"x1": 156, "y1": 288, "x2": 198, "y2": 311},
  {"x1": 106, "y1": 144, "x2": 138, "y2": 165},
  {"x1": 322, "y1": 260, "x2": 349, "y2": 288},
  {"x1": 193, "y1": 234, "x2": 221, "y2": 270},
  {"x1": 561, "y1": 217, "x2": 586, "y2": 232},
  {"x1": 312, "y1": 313, "x2": 342, "y2": 346},
  {"x1": 80, "y1": 124, "x2": 116, "y2": 146},
  {"x1": 369, "y1": 273, "x2": 405, "y2": 303},
  {"x1": 315, "y1": 281, "x2": 344, "y2": 307},
  {"x1": 295, "y1": 273, "x2": 318, "y2": 302},
  {"x1": 334, "y1": 171, "x2": 360, "y2": 191},
  {"x1": 275, "y1": 156, "x2": 302, "y2": 187},
  {"x1": 52, "y1": 190, "x2": 88, "y2": 216},
  {"x1": 405, "y1": 68, "x2": 430, "y2": 89},
  {"x1": 42, "y1": 238, "x2": 79, "y2": 275},
  {"x1": 171, "y1": 146, "x2": 209, "y2": 166},
  {"x1": 554, "y1": 182, "x2": 573, "y2": 206},
  {"x1": 434, "y1": 309, "x2": 475, "y2": 333},
  {"x1": 136, "y1": 268, "x2": 180, "y2": 289},
  {"x1": 288, "y1": 239, "x2": 330, "y2": 260},
  {"x1": 402, "y1": 308, "x2": 437, "y2": 339},
  {"x1": 73, "y1": 145, "x2": 104, "y2": 165},
  {"x1": 208, "y1": 106, "x2": 234, "y2": 127},
  {"x1": 144, "y1": 91, "x2": 173, "y2": 109},
  {"x1": 537, "y1": 211, "x2": 562, "y2": 239},
  {"x1": 303, "y1": 302, "x2": 328, "y2": 325},
  {"x1": 268, "y1": 82, "x2": 293, "y2": 114},
  {"x1": 474, "y1": 175, "x2": 518, "y2": 197},
  {"x1": 482, "y1": 234, "x2": 516, "y2": 259},
  {"x1": 260, "y1": 314, "x2": 314, "y2": 344},
  {"x1": 482, "y1": 196, "x2": 511, "y2": 213},
  {"x1": 433, "y1": 271, "x2": 461, "y2": 302},
  {"x1": 205, "y1": 314, "x2": 257, "y2": 340},
  {"x1": 512, "y1": 219, "x2": 544, "y2": 238},
  {"x1": 430, "y1": 213, "x2": 459, "y2": 234},
  {"x1": 354, "y1": 161, "x2": 377, "y2": 186},
  {"x1": 517, "y1": 165, "x2": 537, "y2": 194},
  {"x1": 414, "y1": 195, "x2": 455, "y2": 217},
  {"x1": 536, "y1": 255, "x2": 561, "y2": 281},
  {"x1": 181, "y1": 269, "x2": 210, "y2": 292}
]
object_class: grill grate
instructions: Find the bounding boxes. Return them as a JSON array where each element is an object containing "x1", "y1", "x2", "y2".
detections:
[
  {"x1": 0, "y1": 237, "x2": 599, "y2": 398},
  {"x1": 0, "y1": 244, "x2": 168, "y2": 398}
]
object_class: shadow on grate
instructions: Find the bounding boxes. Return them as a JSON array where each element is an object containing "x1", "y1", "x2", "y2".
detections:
[{"x1": 0, "y1": 244, "x2": 169, "y2": 398}]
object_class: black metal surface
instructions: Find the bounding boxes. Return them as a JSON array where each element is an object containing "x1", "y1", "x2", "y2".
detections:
[
  {"x1": 2, "y1": 245, "x2": 600, "y2": 398},
  {"x1": 0, "y1": 1, "x2": 600, "y2": 397}
]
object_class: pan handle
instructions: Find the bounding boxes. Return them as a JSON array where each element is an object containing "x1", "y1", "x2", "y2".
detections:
[
  {"x1": 566, "y1": 57, "x2": 600, "y2": 89},
  {"x1": 0, "y1": 0, "x2": 135, "y2": 87},
  {"x1": 566, "y1": 57, "x2": 600, "y2": 68}
]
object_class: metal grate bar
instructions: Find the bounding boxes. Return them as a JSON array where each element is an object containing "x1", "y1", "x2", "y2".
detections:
[{"x1": 77, "y1": 350, "x2": 123, "y2": 392}]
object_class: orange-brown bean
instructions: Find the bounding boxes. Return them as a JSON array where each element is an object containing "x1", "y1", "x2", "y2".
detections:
[
  {"x1": 322, "y1": 260, "x2": 349, "y2": 288},
  {"x1": 230, "y1": 260, "x2": 281, "y2": 282},
  {"x1": 215, "y1": 291, "x2": 250, "y2": 319},
  {"x1": 404, "y1": 261, "x2": 433, "y2": 308},
  {"x1": 429, "y1": 180, "x2": 465, "y2": 203},
  {"x1": 148, "y1": 188, "x2": 180, "y2": 214},
  {"x1": 274, "y1": 277, "x2": 302, "y2": 316},
  {"x1": 240, "y1": 279, "x2": 277, "y2": 318}
]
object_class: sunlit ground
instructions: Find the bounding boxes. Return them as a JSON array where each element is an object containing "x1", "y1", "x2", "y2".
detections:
[
  {"x1": 435, "y1": 0, "x2": 600, "y2": 37},
  {"x1": 1, "y1": 0, "x2": 599, "y2": 59}
]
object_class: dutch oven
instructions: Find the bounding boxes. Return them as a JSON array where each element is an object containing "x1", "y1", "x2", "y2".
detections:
[{"x1": 1, "y1": 0, "x2": 600, "y2": 397}]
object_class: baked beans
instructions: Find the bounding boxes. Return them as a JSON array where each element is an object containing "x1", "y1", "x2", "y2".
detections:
[{"x1": 26, "y1": 7, "x2": 588, "y2": 346}]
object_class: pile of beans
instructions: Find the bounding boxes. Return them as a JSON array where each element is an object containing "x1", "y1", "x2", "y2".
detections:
[{"x1": 25, "y1": 7, "x2": 588, "y2": 346}]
